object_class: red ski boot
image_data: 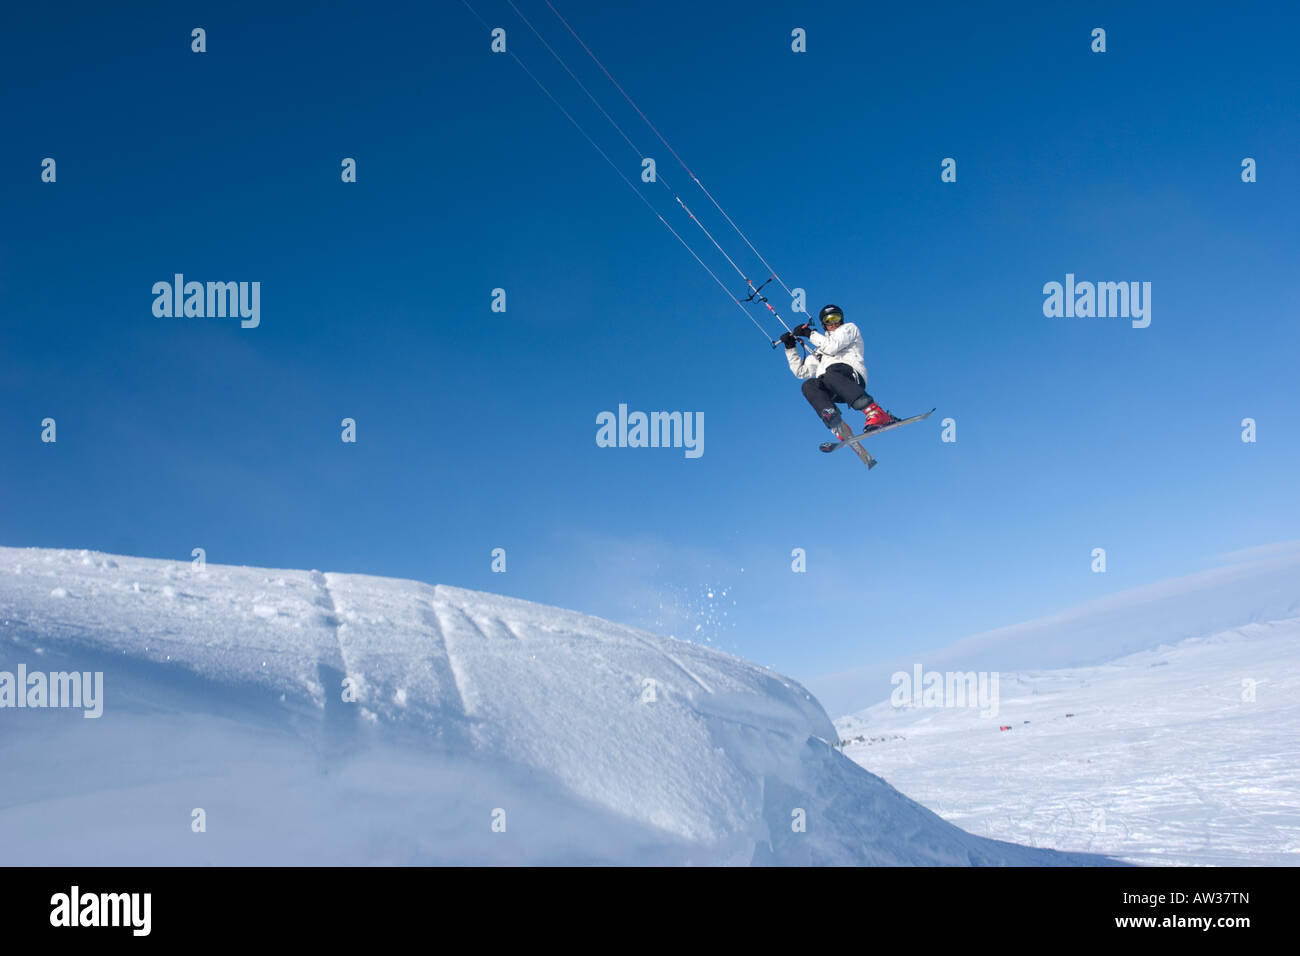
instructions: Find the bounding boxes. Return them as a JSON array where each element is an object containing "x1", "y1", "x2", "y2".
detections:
[{"x1": 862, "y1": 402, "x2": 892, "y2": 430}]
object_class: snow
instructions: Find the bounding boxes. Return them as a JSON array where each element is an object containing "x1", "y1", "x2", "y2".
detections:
[
  {"x1": 0, "y1": 546, "x2": 1112, "y2": 865},
  {"x1": 836, "y1": 618, "x2": 1300, "y2": 866},
  {"x1": 812, "y1": 544, "x2": 1300, "y2": 718}
]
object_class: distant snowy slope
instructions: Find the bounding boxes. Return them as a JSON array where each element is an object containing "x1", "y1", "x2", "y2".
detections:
[
  {"x1": 836, "y1": 619, "x2": 1300, "y2": 866},
  {"x1": 812, "y1": 543, "x2": 1300, "y2": 717},
  {"x1": 930, "y1": 548, "x2": 1300, "y2": 673},
  {"x1": 0, "y1": 547, "x2": 1114, "y2": 865}
]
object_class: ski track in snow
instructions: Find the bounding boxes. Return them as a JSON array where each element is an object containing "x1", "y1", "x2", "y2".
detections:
[
  {"x1": 836, "y1": 619, "x2": 1300, "y2": 866},
  {"x1": 630, "y1": 632, "x2": 715, "y2": 695},
  {"x1": 0, "y1": 546, "x2": 1116, "y2": 866}
]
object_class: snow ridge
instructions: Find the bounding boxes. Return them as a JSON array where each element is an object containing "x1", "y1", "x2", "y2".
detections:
[{"x1": 0, "y1": 546, "x2": 1117, "y2": 866}]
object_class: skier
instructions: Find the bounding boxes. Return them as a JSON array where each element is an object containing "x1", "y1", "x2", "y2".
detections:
[{"x1": 781, "y1": 304, "x2": 893, "y2": 438}]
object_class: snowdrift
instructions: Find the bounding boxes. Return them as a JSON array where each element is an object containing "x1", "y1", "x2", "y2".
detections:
[{"x1": 0, "y1": 547, "x2": 1113, "y2": 865}]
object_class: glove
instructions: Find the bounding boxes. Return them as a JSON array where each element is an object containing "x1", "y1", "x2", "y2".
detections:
[
  {"x1": 779, "y1": 332, "x2": 797, "y2": 349},
  {"x1": 792, "y1": 323, "x2": 813, "y2": 338}
]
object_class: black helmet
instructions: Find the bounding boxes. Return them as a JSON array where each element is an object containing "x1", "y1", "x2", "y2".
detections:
[{"x1": 819, "y1": 304, "x2": 844, "y2": 330}]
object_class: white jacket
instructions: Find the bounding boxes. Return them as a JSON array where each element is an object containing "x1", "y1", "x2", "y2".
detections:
[{"x1": 785, "y1": 322, "x2": 868, "y2": 382}]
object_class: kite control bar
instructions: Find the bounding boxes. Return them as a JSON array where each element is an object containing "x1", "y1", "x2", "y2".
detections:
[{"x1": 737, "y1": 275, "x2": 799, "y2": 347}]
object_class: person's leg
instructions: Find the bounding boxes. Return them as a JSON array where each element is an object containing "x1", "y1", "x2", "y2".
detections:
[
  {"x1": 801, "y1": 377, "x2": 845, "y2": 429},
  {"x1": 822, "y1": 364, "x2": 892, "y2": 429},
  {"x1": 821, "y1": 364, "x2": 873, "y2": 409}
]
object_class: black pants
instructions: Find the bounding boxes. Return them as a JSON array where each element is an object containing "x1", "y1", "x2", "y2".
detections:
[{"x1": 802, "y1": 363, "x2": 872, "y2": 425}]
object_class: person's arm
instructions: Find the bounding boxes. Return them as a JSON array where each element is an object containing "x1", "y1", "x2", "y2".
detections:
[{"x1": 785, "y1": 342, "x2": 817, "y2": 379}]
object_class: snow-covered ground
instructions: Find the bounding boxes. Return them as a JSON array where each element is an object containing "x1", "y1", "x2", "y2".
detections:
[
  {"x1": 0, "y1": 546, "x2": 1112, "y2": 866},
  {"x1": 836, "y1": 619, "x2": 1300, "y2": 866}
]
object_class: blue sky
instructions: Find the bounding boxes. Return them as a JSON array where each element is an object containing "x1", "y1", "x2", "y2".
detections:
[{"x1": 3, "y1": 1, "x2": 1297, "y2": 713}]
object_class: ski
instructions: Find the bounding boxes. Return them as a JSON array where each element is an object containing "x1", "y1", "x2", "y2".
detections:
[
  {"x1": 827, "y1": 419, "x2": 878, "y2": 469},
  {"x1": 846, "y1": 440, "x2": 877, "y2": 469},
  {"x1": 819, "y1": 408, "x2": 936, "y2": 454}
]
